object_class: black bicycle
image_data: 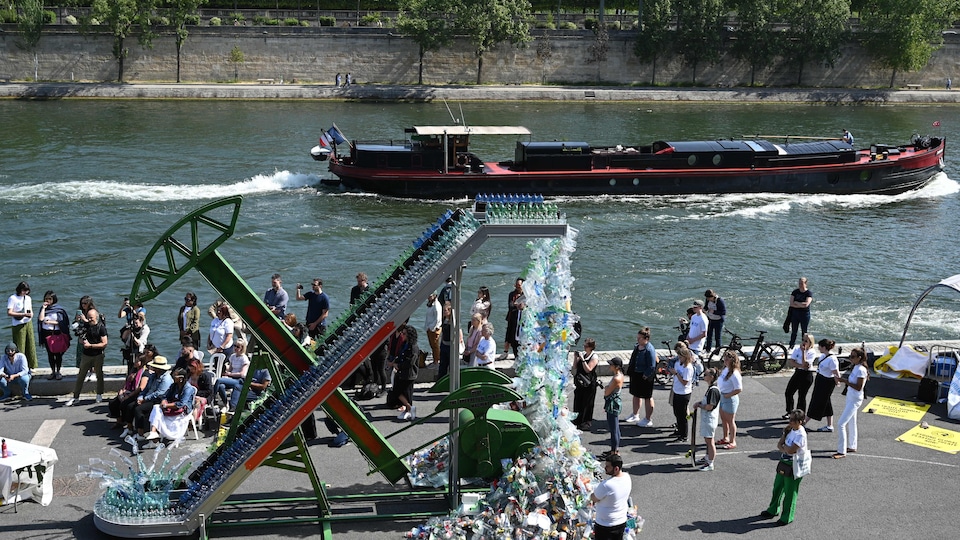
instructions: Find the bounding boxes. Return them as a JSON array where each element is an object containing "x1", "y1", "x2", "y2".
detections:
[{"x1": 715, "y1": 328, "x2": 788, "y2": 373}]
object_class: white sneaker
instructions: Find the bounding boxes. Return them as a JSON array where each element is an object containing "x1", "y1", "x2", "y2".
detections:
[
  {"x1": 397, "y1": 410, "x2": 408, "y2": 420},
  {"x1": 65, "y1": 398, "x2": 75, "y2": 407},
  {"x1": 637, "y1": 418, "x2": 653, "y2": 427},
  {"x1": 409, "y1": 406, "x2": 417, "y2": 421},
  {"x1": 402, "y1": 411, "x2": 412, "y2": 421},
  {"x1": 120, "y1": 428, "x2": 131, "y2": 439},
  {"x1": 96, "y1": 394, "x2": 103, "y2": 403},
  {"x1": 625, "y1": 414, "x2": 639, "y2": 423},
  {"x1": 145, "y1": 431, "x2": 160, "y2": 441}
]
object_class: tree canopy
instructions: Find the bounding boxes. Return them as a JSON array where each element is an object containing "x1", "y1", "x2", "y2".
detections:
[
  {"x1": 455, "y1": 0, "x2": 532, "y2": 84},
  {"x1": 167, "y1": 0, "x2": 208, "y2": 83},
  {"x1": 781, "y1": 0, "x2": 850, "y2": 86},
  {"x1": 633, "y1": 0, "x2": 673, "y2": 85},
  {"x1": 84, "y1": 0, "x2": 158, "y2": 82},
  {"x1": 396, "y1": 0, "x2": 458, "y2": 84}
]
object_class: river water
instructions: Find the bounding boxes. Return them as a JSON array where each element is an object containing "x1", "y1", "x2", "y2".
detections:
[{"x1": 2, "y1": 99, "x2": 958, "y2": 363}]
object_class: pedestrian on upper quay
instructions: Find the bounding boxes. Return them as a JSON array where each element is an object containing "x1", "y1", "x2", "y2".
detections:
[
  {"x1": 38, "y1": 290, "x2": 71, "y2": 380},
  {"x1": 670, "y1": 343, "x2": 695, "y2": 442},
  {"x1": 335, "y1": 73, "x2": 342, "y2": 87},
  {"x1": 571, "y1": 338, "x2": 599, "y2": 430},
  {"x1": 625, "y1": 327, "x2": 656, "y2": 427},
  {"x1": 296, "y1": 278, "x2": 330, "y2": 338},
  {"x1": 693, "y1": 367, "x2": 721, "y2": 470},
  {"x1": 501, "y1": 278, "x2": 524, "y2": 360},
  {"x1": 600, "y1": 356, "x2": 624, "y2": 459},
  {"x1": 1, "y1": 342, "x2": 32, "y2": 401},
  {"x1": 703, "y1": 289, "x2": 726, "y2": 356},
  {"x1": 787, "y1": 277, "x2": 813, "y2": 349},
  {"x1": 7, "y1": 281, "x2": 37, "y2": 370},
  {"x1": 686, "y1": 300, "x2": 708, "y2": 356},
  {"x1": 349, "y1": 272, "x2": 369, "y2": 305},
  {"x1": 804, "y1": 338, "x2": 839, "y2": 432},
  {"x1": 784, "y1": 333, "x2": 817, "y2": 418},
  {"x1": 178, "y1": 292, "x2": 202, "y2": 353},
  {"x1": 264, "y1": 273, "x2": 289, "y2": 318},
  {"x1": 761, "y1": 409, "x2": 810, "y2": 526},
  {"x1": 66, "y1": 305, "x2": 108, "y2": 406},
  {"x1": 717, "y1": 349, "x2": 742, "y2": 450},
  {"x1": 208, "y1": 304, "x2": 235, "y2": 357},
  {"x1": 590, "y1": 453, "x2": 632, "y2": 540},
  {"x1": 471, "y1": 286, "x2": 491, "y2": 323},
  {"x1": 423, "y1": 293, "x2": 442, "y2": 364},
  {"x1": 834, "y1": 347, "x2": 869, "y2": 459}
]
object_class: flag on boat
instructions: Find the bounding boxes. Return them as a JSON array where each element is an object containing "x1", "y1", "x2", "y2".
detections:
[
  {"x1": 319, "y1": 130, "x2": 334, "y2": 147},
  {"x1": 933, "y1": 120, "x2": 941, "y2": 127},
  {"x1": 328, "y1": 124, "x2": 348, "y2": 145}
]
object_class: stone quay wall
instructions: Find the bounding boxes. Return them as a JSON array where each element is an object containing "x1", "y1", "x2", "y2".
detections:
[{"x1": 2, "y1": 26, "x2": 960, "y2": 88}]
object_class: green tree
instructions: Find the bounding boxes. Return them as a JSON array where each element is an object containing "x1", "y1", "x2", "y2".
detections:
[
  {"x1": 15, "y1": 0, "x2": 44, "y2": 51},
  {"x1": 395, "y1": 0, "x2": 458, "y2": 85},
  {"x1": 728, "y1": 0, "x2": 782, "y2": 86},
  {"x1": 168, "y1": 0, "x2": 208, "y2": 83},
  {"x1": 586, "y1": 24, "x2": 609, "y2": 82},
  {"x1": 85, "y1": 0, "x2": 157, "y2": 82},
  {"x1": 633, "y1": 0, "x2": 673, "y2": 85},
  {"x1": 455, "y1": 0, "x2": 532, "y2": 84},
  {"x1": 859, "y1": 0, "x2": 958, "y2": 88},
  {"x1": 781, "y1": 0, "x2": 850, "y2": 86},
  {"x1": 674, "y1": 0, "x2": 724, "y2": 84},
  {"x1": 229, "y1": 44, "x2": 244, "y2": 81}
]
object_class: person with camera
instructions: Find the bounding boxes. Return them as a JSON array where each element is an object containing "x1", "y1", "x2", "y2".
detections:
[
  {"x1": 263, "y1": 273, "x2": 289, "y2": 319},
  {"x1": 120, "y1": 311, "x2": 150, "y2": 372},
  {"x1": 572, "y1": 338, "x2": 599, "y2": 430},
  {"x1": 66, "y1": 304, "x2": 109, "y2": 406},
  {"x1": 626, "y1": 328, "x2": 657, "y2": 427}
]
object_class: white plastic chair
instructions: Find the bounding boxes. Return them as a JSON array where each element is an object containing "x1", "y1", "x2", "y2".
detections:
[{"x1": 208, "y1": 352, "x2": 226, "y2": 378}]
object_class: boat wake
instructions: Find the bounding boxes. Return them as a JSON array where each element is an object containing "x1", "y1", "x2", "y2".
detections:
[
  {"x1": 0, "y1": 170, "x2": 322, "y2": 202},
  {"x1": 557, "y1": 172, "x2": 958, "y2": 221}
]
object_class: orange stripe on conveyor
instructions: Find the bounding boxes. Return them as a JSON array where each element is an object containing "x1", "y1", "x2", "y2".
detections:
[
  {"x1": 246, "y1": 322, "x2": 396, "y2": 470},
  {"x1": 240, "y1": 304, "x2": 313, "y2": 373}
]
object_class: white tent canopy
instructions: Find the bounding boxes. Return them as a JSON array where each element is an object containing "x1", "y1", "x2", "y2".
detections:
[{"x1": 898, "y1": 274, "x2": 960, "y2": 348}]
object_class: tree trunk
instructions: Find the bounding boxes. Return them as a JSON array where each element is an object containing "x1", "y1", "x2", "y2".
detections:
[
  {"x1": 750, "y1": 63, "x2": 756, "y2": 87},
  {"x1": 889, "y1": 69, "x2": 896, "y2": 89},
  {"x1": 176, "y1": 42, "x2": 183, "y2": 83},
  {"x1": 476, "y1": 54, "x2": 483, "y2": 85},
  {"x1": 650, "y1": 55, "x2": 656, "y2": 86},
  {"x1": 418, "y1": 45, "x2": 424, "y2": 85}
]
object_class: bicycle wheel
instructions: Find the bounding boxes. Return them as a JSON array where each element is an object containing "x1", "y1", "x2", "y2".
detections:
[
  {"x1": 715, "y1": 347, "x2": 747, "y2": 371},
  {"x1": 759, "y1": 343, "x2": 789, "y2": 373}
]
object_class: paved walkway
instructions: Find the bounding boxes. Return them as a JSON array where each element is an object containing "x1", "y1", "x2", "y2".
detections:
[
  {"x1": 4, "y1": 82, "x2": 960, "y2": 103},
  {"x1": 2, "y1": 337, "x2": 957, "y2": 539}
]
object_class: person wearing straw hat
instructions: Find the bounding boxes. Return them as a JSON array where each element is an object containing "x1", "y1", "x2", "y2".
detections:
[{"x1": 131, "y1": 355, "x2": 173, "y2": 440}]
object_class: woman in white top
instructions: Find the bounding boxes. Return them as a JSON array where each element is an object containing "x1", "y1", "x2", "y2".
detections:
[
  {"x1": 803, "y1": 338, "x2": 840, "y2": 432},
  {"x1": 214, "y1": 340, "x2": 249, "y2": 412},
  {"x1": 7, "y1": 281, "x2": 37, "y2": 370},
  {"x1": 834, "y1": 347, "x2": 869, "y2": 458},
  {"x1": 783, "y1": 333, "x2": 817, "y2": 419},
  {"x1": 470, "y1": 286, "x2": 492, "y2": 323},
  {"x1": 208, "y1": 304, "x2": 235, "y2": 356},
  {"x1": 670, "y1": 343, "x2": 695, "y2": 442},
  {"x1": 717, "y1": 351, "x2": 743, "y2": 450}
]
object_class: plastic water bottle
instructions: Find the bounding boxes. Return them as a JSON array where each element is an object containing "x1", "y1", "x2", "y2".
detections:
[{"x1": 1, "y1": 439, "x2": 7, "y2": 458}]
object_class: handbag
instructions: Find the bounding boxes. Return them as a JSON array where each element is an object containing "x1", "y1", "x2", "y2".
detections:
[
  {"x1": 782, "y1": 309, "x2": 792, "y2": 333},
  {"x1": 162, "y1": 406, "x2": 186, "y2": 417},
  {"x1": 776, "y1": 459, "x2": 794, "y2": 478},
  {"x1": 45, "y1": 332, "x2": 70, "y2": 354},
  {"x1": 574, "y1": 371, "x2": 592, "y2": 388}
]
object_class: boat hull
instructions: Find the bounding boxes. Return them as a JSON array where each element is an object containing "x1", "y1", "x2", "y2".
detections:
[{"x1": 325, "y1": 139, "x2": 945, "y2": 199}]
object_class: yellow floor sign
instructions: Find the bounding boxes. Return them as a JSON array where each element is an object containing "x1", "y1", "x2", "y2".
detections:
[
  {"x1": 863, "y1": 396, "x2": 930, "y2": 422},
  {"x1": 897, "y1": 424, "x2": 960, "y2": 454}
]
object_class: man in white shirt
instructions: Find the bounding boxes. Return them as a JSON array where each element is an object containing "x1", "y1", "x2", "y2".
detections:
[
  {"x1": 591, "y1": 454, "x2": 632, "y2": 539},
  {"x1": 423, "y1": 294, "x2": 442, "y2": 365},
  {"x1": 686, "y1": 300, "x2": 708, "y2": 355}
]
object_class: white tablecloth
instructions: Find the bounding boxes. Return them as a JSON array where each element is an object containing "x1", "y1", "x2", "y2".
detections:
[{"x1": 0, "y1": 439, "x2": 58, "y2": 506}]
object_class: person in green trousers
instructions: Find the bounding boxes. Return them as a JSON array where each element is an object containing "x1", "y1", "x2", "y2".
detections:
[{"x1": 762, "y1": 409, "x2": 808, "y2": 525}]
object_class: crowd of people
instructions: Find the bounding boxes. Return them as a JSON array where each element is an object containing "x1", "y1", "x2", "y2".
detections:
[{"x1": 575, "y1": 277, "x2": 873, "y2": 530}]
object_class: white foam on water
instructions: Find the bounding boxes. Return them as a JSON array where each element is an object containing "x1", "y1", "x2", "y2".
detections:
[{"x1": 0, "y1": 170, "x2": 322, "y2": 202}]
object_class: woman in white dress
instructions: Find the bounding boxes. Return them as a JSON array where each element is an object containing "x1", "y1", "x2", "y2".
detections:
[{"x1": 146, "y1": 368, "x2": 197, "y2": 441}]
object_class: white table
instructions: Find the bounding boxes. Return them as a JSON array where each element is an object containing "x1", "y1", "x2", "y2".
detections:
[{"x1": 0, "y1": 439, "x2": 58, "y2": 507}]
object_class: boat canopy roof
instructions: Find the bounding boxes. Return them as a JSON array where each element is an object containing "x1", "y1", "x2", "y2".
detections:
[{"x1": 408, "y1": 126, "x2": 531, "y2": 136}]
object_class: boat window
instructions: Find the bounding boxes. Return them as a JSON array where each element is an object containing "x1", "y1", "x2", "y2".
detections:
[
  {"x1": 712, "y1": 154, "x2": 721, "y2": 166},
  {"x1": 687, "y1": 155, "x2": 697, "y2": 166}
]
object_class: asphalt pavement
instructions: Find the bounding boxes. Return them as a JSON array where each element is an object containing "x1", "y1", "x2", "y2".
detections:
[{"x1": 1, "y1": 365, "x2": 957, "y2": 540}]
